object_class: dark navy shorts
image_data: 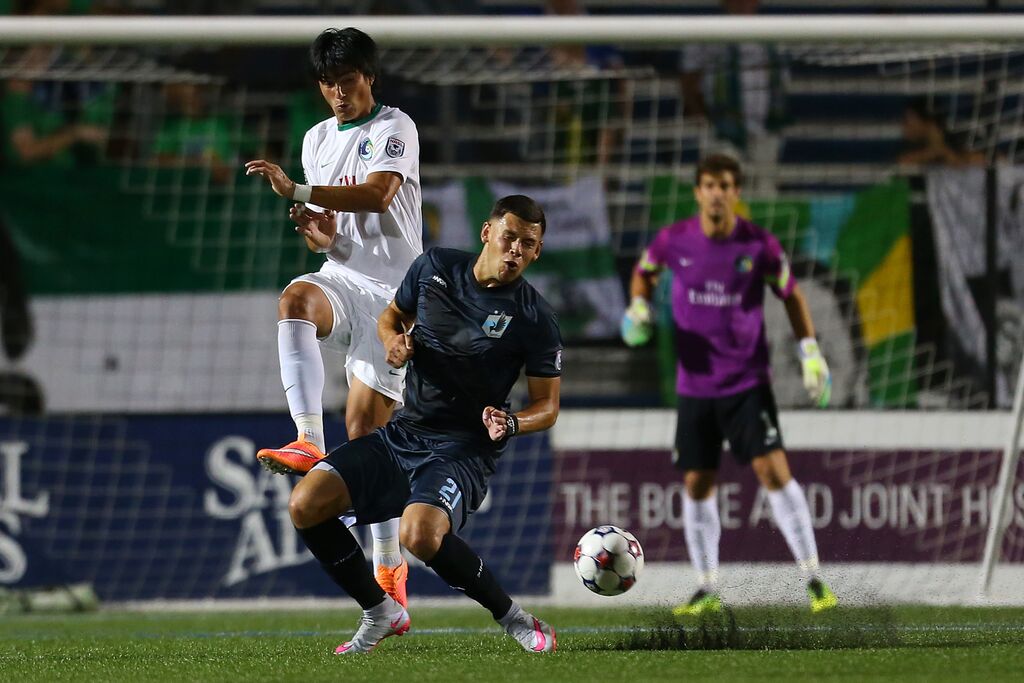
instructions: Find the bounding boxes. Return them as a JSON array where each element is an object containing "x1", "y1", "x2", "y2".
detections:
[
  {"x1": 672, "y1": 383, "x2": 784, "y2": 471},
  {"x1": 322, "y1": 421, "x2": 492, "y2": 531}
]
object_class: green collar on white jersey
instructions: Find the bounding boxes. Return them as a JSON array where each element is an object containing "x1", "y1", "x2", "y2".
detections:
[{"x1": 338, "y1": 102, "x2": 384, "y2": 131}]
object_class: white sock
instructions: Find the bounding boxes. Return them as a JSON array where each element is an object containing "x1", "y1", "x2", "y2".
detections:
[
  {"x1": 278, "y1": 319, "x2": 326, "y2": 452},
  {"x1": 295, "y1": 414, "x2": 325, "y2": 452},
  {"x1": 766, "y1": 479, "x2": 820, "y2": 578},
  {"x1": 683, "y1": 490, "x2": 720, "y2": 591},
  {"x1": 371, "y1": 518, "x2": 403, "y2": 569}
]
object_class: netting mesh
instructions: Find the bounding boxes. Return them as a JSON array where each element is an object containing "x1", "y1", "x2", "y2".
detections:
[{"x1": 1, "y1": 34, "x2": 1024, "y2": 602}]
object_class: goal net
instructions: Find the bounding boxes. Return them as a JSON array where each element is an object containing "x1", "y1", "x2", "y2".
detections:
[{"x1": 1, "y1": 15, "x2": 1023, "y2": 607}]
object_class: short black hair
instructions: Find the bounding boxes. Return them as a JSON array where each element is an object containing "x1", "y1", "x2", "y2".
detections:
[
  {"x1": 490, "y1": 195, "x2": 546, "y2": 235},
  {"x1": 309, "y1": 27, "x2": 379, "y2": 87},
  {"x1": 695, "y1": 153, "x2": 743, "y2": 187}
]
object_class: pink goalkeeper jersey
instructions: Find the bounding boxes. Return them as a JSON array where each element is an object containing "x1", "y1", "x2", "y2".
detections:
[{"x1": 640, "y1": 216, "x2": 794, "y2": 398}]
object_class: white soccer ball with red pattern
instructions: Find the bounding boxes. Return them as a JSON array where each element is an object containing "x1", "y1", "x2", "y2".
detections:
[{"x1": 573, "y1": 525, "x2": 644, "y2": 596}]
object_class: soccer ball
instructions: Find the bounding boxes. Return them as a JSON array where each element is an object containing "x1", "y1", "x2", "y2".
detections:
[{"x1": 573, "y1": 525, "x2": 644, "y2": 596}]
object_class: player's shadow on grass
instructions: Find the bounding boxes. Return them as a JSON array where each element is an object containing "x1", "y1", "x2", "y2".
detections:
[{"x1": 578, "y1": 607, "x2": 903, "y2": 652}]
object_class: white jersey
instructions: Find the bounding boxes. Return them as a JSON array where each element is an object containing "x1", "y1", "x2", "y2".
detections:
[{"x1": 302, "y1": 104, "x2": 423, "y2": 296}]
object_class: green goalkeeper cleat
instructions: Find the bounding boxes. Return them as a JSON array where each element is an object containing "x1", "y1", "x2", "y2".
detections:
[
  {"x1": 807, "y1": 578, "x2": 838, "y2": 613},
  {"x1": 672, "y1": 588, "x2": 722, "y2": 618}
]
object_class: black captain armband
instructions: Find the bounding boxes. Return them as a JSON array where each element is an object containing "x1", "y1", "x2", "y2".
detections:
[{"x1": 505, "y1": 413, "x2": 520, "y2": 438}]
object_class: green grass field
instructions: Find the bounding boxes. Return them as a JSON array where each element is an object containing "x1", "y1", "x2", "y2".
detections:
[{"x1": 2, "y1": 605, "x2": 1023, "y2": 682}]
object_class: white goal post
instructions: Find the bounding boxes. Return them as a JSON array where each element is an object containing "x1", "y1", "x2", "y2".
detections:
[
  {"x1": 980, "y1": 353, "x2": 1024, "y2": 595},
  {"x1": 2, "y1": 15, "x2": 1024, "y2": 47}
]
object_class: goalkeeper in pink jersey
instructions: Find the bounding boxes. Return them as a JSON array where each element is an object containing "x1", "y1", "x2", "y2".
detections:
[{"x1": 623, "y1": 154, "x2": 837, "y2": 615}]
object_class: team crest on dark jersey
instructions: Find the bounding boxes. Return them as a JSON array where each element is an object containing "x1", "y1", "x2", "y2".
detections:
[
  {"x1": 735, "y1": 254, "x2": 753, "y2": 273},
  {"x1": 386, "y1": 136, "x2": 405, "y2": 158},
  {"x1": 358, "y1": 137, "x2": 373, "y2": 160},
  {"x1": 482, "y1": 312, "x2": 512, "y2": 339}
]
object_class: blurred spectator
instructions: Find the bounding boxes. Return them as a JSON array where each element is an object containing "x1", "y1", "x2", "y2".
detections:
[
  {"x1": 898, "y1": 97, "x2": 985, "y2": 167},
  {"x1": 680, "y1": 0, "x2": 787, "y2": 194},
  {"x1": 2, "y1": 0, "x2": 112, "y2": 167},
  {"x1": 2, "y1": 50, "x2": 107, "y2": 167},
  {"x1": 546, "y1": 0, "x2": 624, "y2": 169},
  {"x1": 151, "y1": 82, "x2": 240, "y2": 185}
]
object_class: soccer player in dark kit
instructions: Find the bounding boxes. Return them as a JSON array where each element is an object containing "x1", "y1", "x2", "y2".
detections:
[{"x1": 287, "y1": 195, "x2": 562, "y2": 654}]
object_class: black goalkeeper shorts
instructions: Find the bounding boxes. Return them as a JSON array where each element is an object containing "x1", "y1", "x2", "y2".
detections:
[{"x1": 672, "y1": 383, "x2": 784, "y2": 471}]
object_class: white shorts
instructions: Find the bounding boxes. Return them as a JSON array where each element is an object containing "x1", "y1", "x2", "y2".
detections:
[{"x1": 288, "y1": 269, "x2": 405, "y2": 404}]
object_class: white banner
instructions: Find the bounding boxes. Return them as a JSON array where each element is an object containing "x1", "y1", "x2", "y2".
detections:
[
  {"x1": 2, "y1": 293, "x2": 351, "y2": 413},
  {"x1": 927, "y1": 166, "x2": 1024, "y2": 406}
]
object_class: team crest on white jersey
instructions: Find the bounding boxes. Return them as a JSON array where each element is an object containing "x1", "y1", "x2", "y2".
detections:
[
  {"x1": 482, "y1": 312, "x2": 512, "y2": 339},
  {"x1": 358, "y1": 138, "x2": 373, "y2": 160},
  {"x1": 386, "y1": 136, "x2": 405, "y2": 158}
]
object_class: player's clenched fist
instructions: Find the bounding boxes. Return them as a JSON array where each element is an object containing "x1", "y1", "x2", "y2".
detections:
[
  {"x1": 482, "y1": 407, "x2": 509, "y2": 441},
  {"x1": 384, "y1": 330, "x2": 414, "y2": 368}
]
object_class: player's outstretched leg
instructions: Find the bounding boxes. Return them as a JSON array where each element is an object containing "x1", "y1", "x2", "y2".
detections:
[
  {"x1": 427, "y1": 534, "x2": 555, "y2": 653},
  {"x1": 259, "y1": 317, "x2": 328, "y2": 474},
  {"x1": 403, "y1": 505, "x2": 555, "y2": 653},
  {"x1": 291, "y1": 470, "x2": 409, "y2": 654},
  {"x1": 298, "y1": 516, "x2": 410, "y2": 653},
  {"x1": 674, "y1": 483, "x2": 723, "y2": 618}
]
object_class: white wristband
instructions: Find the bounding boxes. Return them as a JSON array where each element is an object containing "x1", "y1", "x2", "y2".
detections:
[{"x1": 293, "y1": 184, "x2": 312, "y2": 203}]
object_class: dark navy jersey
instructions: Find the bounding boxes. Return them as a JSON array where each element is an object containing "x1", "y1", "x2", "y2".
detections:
[{"x1": 392, "y1": 248, "x2": 563, "y2": 450}]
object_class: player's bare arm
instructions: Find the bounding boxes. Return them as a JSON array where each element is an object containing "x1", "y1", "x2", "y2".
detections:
[
  {"x1": 782, "y1": 283, "x2": 816, "y2": 340},
  {"x1": 482, "y1": 376, "x2": 560, "y2": 441},
  {"x1": 629, "y1": 256, "x2": 659, "y2": 302},
  {"x1": 378, "y1": 301, "x2": 416, "y2": 368},
  {"x1": 245, "y1": 160, "x2": 402, "y2": 214},
  {"x1": 783, "y1": 283, "x2": 831, "y2": 407},
  {"x1": 288, "y1": 203, "x2": 337, "y2": 252}
]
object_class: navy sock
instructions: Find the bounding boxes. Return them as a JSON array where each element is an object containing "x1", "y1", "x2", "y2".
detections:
[
  {"x1": 297, "y1": 518, "x2": 385, "y2": 610},
  {"x1": 426, "y1": 533, "x2": 513, "y2": 620}
]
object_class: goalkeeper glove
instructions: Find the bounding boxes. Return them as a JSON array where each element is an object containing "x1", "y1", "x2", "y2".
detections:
[
  {"x1": 798, "y1": 337, "x2": 832, "y2": 408},
  {"x1": 621, "y1": 296, "x2": 653, "y2": 347}
]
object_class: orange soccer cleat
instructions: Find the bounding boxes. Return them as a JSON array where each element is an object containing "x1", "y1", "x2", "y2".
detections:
[
  {"x1": 256, "y1": 438, "x2": 325, "y2": 475},
  {"x1": 375, "y1": 558, "x2": 409, "y2": 608}
]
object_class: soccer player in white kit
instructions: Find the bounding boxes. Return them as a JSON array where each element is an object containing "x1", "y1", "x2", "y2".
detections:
[{"x1": 244, "y1": 27, "x2": 421, "y2": 607}]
